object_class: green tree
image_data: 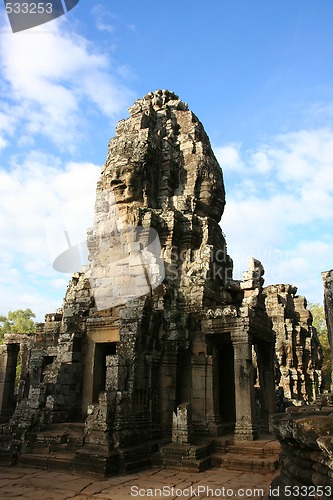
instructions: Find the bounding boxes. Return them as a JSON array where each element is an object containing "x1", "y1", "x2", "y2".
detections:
[
  {"x1": 0, "y1": 308, "x2": 36, "y2": 341},
  {"x1": 0, "y1": 309, "x2": 36, "y2": 387},
  {"x1": 308, "y1": 302, "x2": 331, "y2": 389}
]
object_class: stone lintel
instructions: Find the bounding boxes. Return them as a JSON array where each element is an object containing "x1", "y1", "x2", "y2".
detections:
[
  {"x1": 87, "y1": 328, "x2": 120, "y2": 343},
  {"x1": 87, "y1": 318, "x2": 120, "y2": 343},
  {"x1": 3, "y1": 334, "x2": 30, "y2": 344}
]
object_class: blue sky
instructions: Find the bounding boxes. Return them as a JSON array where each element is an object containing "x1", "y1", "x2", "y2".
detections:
[{"x1": 0, "y1": 0, "x2": 333, "y2": 320}]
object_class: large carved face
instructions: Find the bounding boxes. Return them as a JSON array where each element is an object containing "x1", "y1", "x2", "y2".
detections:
[
  {"x1": 109, "y1": 162, "x2": 145, "y2": 204},
  {"x1": 195, "y1": 168, "x2": 225, "y2": 221}
]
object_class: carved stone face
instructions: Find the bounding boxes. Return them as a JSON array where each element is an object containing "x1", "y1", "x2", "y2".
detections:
[
  {"x1": 109, "y1": 163, "x2": 145, "y2": 204},
  {"x1": 195, "y1": 170, "x2": 225, "y2": 221}
]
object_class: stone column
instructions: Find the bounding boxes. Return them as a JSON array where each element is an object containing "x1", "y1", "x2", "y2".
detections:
[
  {"x1": 172, "y1": 402, "x2": 193, "y2": 444},
  {"x1": 82, "y1": 335, "x2": 95, "y2": 417},
  {"x1": 322, "y1": 270, "x2": 333, "y2": 391},
  {"x1": 205, "y1": 353, "x2": 223, "y2": 436},
  {"x1": 231, "y1": 333, "x2": 258, "y2": 441},
  {"x1": 0, "y1": 343, "x2": 19, "y2": 420},
  {"x1": 191, "y1": 353, "x2": 206, "y2": 434},
  {"x1": 159, "y1": 348, "x2": 177, "y2": 435}
]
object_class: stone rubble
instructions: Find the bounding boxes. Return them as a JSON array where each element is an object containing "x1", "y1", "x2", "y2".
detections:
[{"x1": 269, "y1": 270, "x2": 333, "y2": 499}]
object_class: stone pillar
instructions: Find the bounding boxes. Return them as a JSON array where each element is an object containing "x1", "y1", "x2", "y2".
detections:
[
  {"x1": 231, "y1": 334, "x2": 258, "y2": 441},
  {"x1": 159, "y1": 348, "x2": 177, "y2": 435},
  {"x1": 172, "y1": 402, "x2": 193, "y2": 444},
  {"x1": 205, "y1": 352, "x2": 223, "y2": 436},
  {"x1": 322, "y1": 270, "x2": 333, "y2": 391},
  {"x1": 191, "y1": 353, "x2": 207, "y2": 434},
  {"x1": 82, "y1": 335, "x2": 95, "y2": 417},
  {"x1": 0, "y1": 343, "x2": 19, "y2": 420}
]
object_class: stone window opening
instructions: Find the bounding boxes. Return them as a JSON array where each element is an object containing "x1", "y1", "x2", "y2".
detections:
[
  {"x1": 92, "y1": 342, "x2": 117, "y2": 403},
  {"x1": 0, "y1": 343, "x2": 20, "y2": 422}
]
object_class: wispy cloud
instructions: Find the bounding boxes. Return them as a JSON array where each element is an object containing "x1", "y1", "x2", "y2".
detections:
[
  {"x1": 92, "y1": 4, "x2": 116, "y2": 34},
  {"x1": 215, "y1": 128, "x2": 333, "y2": 303},
  {"x1": 0, "y1": 17, "x2": 134, "y2": 151},
  {"x1": 215, "y1": 143, "x2": 245, "y2": 173},
  {"x1": 0, "y1": 155, "x2": 100, "y2": 319},
  {"x1": 0, "y1": 14, "x2": 136, "y2": 320}
]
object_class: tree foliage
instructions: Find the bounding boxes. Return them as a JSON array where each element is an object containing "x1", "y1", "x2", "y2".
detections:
[
  {"x1": 308, "y1": 302, "x2": 331, "y2": 389},
  {"x1": 0, "y1": 308, "x2": 36, "y2": 340}
]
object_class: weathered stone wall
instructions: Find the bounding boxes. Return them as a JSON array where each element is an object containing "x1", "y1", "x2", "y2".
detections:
[
  {"x1": 270, "y1": 407, "x2": 333, "y2": 499},
  {"x1": 269, "y1": 271, "x2": 333, "y2": 499},
  {"x1": 263, "y1": 284, "x2": 323, "y2": 404},
  {"x1": 9, "y1": 273, "x2": 91, "y2": 431}
]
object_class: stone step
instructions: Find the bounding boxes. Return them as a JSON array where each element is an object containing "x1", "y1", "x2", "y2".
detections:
[
  {"x1": 19, "y1": 448, "x2": 119, "y2": 477},
  {"x1": 49, "y1": 422, "x2": 85, "y2": 432},
  {"x1": 118, "y1": 442, "x2": 157, "y2": 474},
  {"x1": 210, "y1": 435, "x2": 281, "y2": 473},
  {"x1": 154, "y1": 454, "x2": 211, "y2": 472},
  {"x1": 24, "y1": 422, "x2": 85, "y2": 454},
  {"x1": 213, "y1": 435, "x2": 280, "y2": 454},
  {"x1": 152, "y1": 441, "x2": 213, "y2": 472},
  {"x1": 47, "y1": 452, "x2": 76, "y2": 471},
  {"x1": 0, "y1": 435, "x2": 19, "y2": 465},
  {"x1": 120, "y1": 457, "x2": 151, "y2": 474},
  {"x1": 0, "y1": 450, "x2": 17, "y2": 466},
  {"x1": 18, "y1": 451, "x2": 75, "y2": 471},
  {"x1": 211, "y1": 451, "x2": 279, "y2": 472},
  {"x1": 217, "y1": 442, "x2": 281, "y2": 456},
  {"x1": 73, "y1": 446, "x2": 119, "y2": 476},
  {"x1": 160, "y1": 442, "x2": 212, "y2": 458},
  {"x1": 49, "y1": 441, "x2": 84, "y2": 453}
]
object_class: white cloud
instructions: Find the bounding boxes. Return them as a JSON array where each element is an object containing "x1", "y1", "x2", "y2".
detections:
[
  {"x1": 0, "y1": 14, "x2": 136, "y2": 322},
  {"x1": 219, "y1": 128, "x2": 333, "y2": 305},
  {"x1": 250, "y1": 151, "x2": 272, "y2": 174},
  {"x1": 214, "y1": 144, "x2": 245, "y2": 173},
  {"x1": 0, "y1": 17, "x2": 134, "y2": 150},
  {"x1": 92, "y1": 4, "x2": 117, "y2": 34},
  {"x1": 0, "y1": 136, "x2": 7, "y2": 150},
  {"x1": 0, "y1": 156, "x2": 100, "y2": 320}
]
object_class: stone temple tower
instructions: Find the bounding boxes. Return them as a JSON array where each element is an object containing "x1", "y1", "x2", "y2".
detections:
[
  {"x1": 0, "y1": 91, "x2": 323, "y2": 474},
  {"x1": 81, "y1": 89, "x2": 236, "y2": 451}
]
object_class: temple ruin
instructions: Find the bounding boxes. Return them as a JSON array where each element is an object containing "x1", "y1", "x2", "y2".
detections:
[
  {"x1": 0, "y1": 91, "x2": 324, "y2": 475},
  {"x1": 270, "y1": 270, "x2": 333, "y2": 499}
]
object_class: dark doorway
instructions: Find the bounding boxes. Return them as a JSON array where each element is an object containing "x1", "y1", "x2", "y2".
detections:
[
  {"x1": 92, "y1": 342, "x2": 117, "y2": 403},
  {"x1": 218, "y1": 342, "x2": 236, "y2": 432}
]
